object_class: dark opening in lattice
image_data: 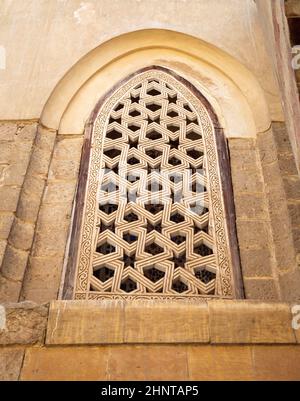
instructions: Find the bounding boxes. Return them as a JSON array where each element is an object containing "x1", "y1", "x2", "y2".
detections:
[
  {"x1": 128, "y1": 124, "x2": 140, "y2": 132},
  {"x1": 99, "y1": 203, "x2": 118, "y2": 214},
  {"x1": 172, "y1": 253, "x2": 187, "y2": 268},
  {"x1": 167, "y1": 110, "x2": 178, "y2": 118},
  {"x1": 146, "y1": 130, "x2": 162, "y2": 140},
  {"x1": 145, "y1": 242, "x2": 164, "y2": 255},
  {"x1": 170, "y1": 212, "x2": 185, "y2": 223},
  {"x1": 169, "y1": 156, "x2": 181, "y2": 166},
  {"x1": 144, "y1": 267, "x2": 165, "y2": 283},
  {"x1": 147, "y1": 103, "x2": 161, "y2": 112},
  {"x1": 144, "y1": 203, "x2": 164, "y2": 214},
  {"x1": 167, "y1": 94, "x2": 177, "y2": 104},
  {"x1": 96, "y1": 242, "x2": 115, "y2": 254},
  {"x1": 186, "y1": 149, "x2": 203, "y2": 159},
  {"x1": 169, "y1": 138, "x2": 180, "y2": 149},
  {"x1": 146, "y1": 222, "x2": 162, "y2": 233},
  {"x1": 145, "y1": 148, "x2": 163, "y2": 159},
  {"x1": 129, "y1": 109, "x2": 141, "y2": 118},
  {"x1": 127, "y1": 156, "x2": 140, "y2": 165},
  {"x1": 167, "y1": 124, "x2": 179, "y2": 133},
  {"x1": 123, "y1": 254, "x2": 135, "y2": 267},
  {"x1": 172, "y1": 279, "x2": 188, "y2": 293},
  {"x1": 171, "y1": 234, "x2": 186, "y2": 245},
  {"x1": 194, "y1": 243, "x2": 213, "y2": 257},
  {"x1": 147, "y1": 88, "x2": 161, "y2": 96},
  {"x1": 94, "y1": 266, "x2": 115, "y2": 282},
  {"x1": 99, "y1": 221, "x2": 115, "y2": 232},
  {"x1": 106, "y1": 129, "x2": 122, "y2": 140},
  {"x1": 186, "y1": 131, "x2": 201, "y2": 140},
  {"x1": 121, "y1": 278, "x2": 137, "y2": 292},
  {"x1": 114, "y1": 103, "x2": 123, "y2": 112},
  {"x1": 128, "y1": 138, "x2": 139, "y2": 148},
  {"x1": 123, "y1": 232, "x2": 138, "y2": 244},
  {"x1": 183, "y1": 103, "x2": 193, "y2": 112},
  {"x1": 104, "y1": 148, "x2": 121, "y2": 159},
  {"x1": 124, "y1": 212, "x2": 139, "y2": 222},
  {"x1": 195, "y1": 269, "x2": 216, "y2": 284}
]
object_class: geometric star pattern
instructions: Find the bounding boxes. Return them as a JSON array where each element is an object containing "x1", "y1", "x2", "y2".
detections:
[
  {"x1": 73, "y1": 68, "x2": 235, "y2": 300},
  {"x1": 91, "y1": 77, "x2": 217, "y2": 296}
]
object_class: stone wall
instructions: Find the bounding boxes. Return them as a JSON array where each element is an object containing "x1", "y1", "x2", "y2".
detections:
[
  {"x1": 1, "y1": 120, "x2": 300, "y2": 303},
  {"x1": 0, "y1": 300, "x2": 299, "y2": 381},
  {"x1": 0, "y1": 122, "x2": 37, "y2": 301}
]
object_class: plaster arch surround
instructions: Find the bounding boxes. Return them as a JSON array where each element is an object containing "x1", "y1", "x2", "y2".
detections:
[{"x1": 40, "y1": 29, "x2": 279, "y2": 138}]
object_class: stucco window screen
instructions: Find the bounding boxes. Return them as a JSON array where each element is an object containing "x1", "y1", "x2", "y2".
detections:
[{"x1": 64, "y1": 66, "x2": 243, "y2": 300}]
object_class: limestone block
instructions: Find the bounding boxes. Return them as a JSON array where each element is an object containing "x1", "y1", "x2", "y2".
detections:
[
  {"x1": 42, "y1": 180, "x2": 76, "y2": 205},
  {"x1": 243, "y1": 278, "x2": 279, "y2": 300},
  {"x1": 236, "y1": 220, "x2": 270, "y2": 249},
  {"x1": 9, "y1": 218, "x2": 35, "y2": 251},
  {"x1": 231, "y1": 168, "x2": 264, "y2": 193},
  {"x1": 0, "y1": 348, "x2": 24, "y2": 381},
  {"x1": 21, "y1": 345, "x2": 188, "y2": 381},
  {"x1": 279, "y1": 270, "x2": 300, "y2": 302},
  {"x1": 20, "y1": 256, "x2": 64, "y2": 303},
  {"x1": 1, "y1": 244, "x2": 28, "y2": 282},
  {"x1": 26, "y1": 128, "x2": 56, "y2": 177},
  {"x1": 0, "y1": 123, "x2": 17, "y2": 141},
  {"x1": 0, "y1": 275, "x2": 22, "y2": 303},
  {"x1": 1, "y1": 164, "x2": 28, "y2": 186},
  {"x1": 15, "y1": 123, "x2": 37, "y2": 142},
  {"x1": 0, "y1": 142, "x2": 12, "y2": 163},
  {"x1": 257, "y1": 129, "x2": 278, "y2": 165},
  {"x1": 287, "y1": 202, "x2": 300, "y2": 227},
  {"x1": 228, "y1": 138, "x2": 256, "y2": 151},
  {"x1": 208, "y1": 300, "x2": 295, "y2": 343},
  {"x1": 21, "y1": 346, "x2": 109, "y2": 381},
  {"x1": 278, "y1": 153, "x2": 298, "y2": 175},
  {"x1": 0, "y1": 186, "x2": 21, "y2": 212},
  {"x1": 283, "y1": 176, "x2": 300, "y2": 200},
  {"x1": 37, "y1": 203, "x2": 72, "y2": 229},
  {"x1": 188, "y1": 345, "x2": 255, "y2": 381},
  {"x1": 252, "y1": 345, "x2": 300, "y2": 380},
  {"x1": 31, "y1": 225, "x2": 70, "y2": 257},
  {"x1": 234, "y1": 194, "x2": 267, "y2": 220},
  {"x1": 124, "y1": 300, "x2": 209, "y2": 343},
  {"x1": 0, "y1": 239, "x2": 6, "y2": 266},
  {"x1": 49, "y1": 137, "x2": 83, "y2": 180},
  {"x1": 272, "y1": 122, "x2": 293, "y2": 154},
  {"x1": 106, "y1": 345, "x2": 188, "y2": 381},
  {"x1": 239, "y1": 247, "x2": 273, "y2": 277},
  {"x1": 46, "y1": 301, "x2": 125, "y2": 345},
  {"x1": 0, "y1": 301, "x2": 48, "y2": 345}
]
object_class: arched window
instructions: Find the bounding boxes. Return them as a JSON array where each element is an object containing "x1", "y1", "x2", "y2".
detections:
[{"x1": 64, "y1": 67, "x2": 243, "y2": 300}]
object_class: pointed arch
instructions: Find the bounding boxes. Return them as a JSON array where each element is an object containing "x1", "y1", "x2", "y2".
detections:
[{"x1": 63, "y1": 66, "x2": 243, "y2": 300}]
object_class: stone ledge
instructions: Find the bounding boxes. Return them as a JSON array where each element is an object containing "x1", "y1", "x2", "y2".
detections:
[{"x1": 45, "y1": 300, "x2": 298, "y2": 345}]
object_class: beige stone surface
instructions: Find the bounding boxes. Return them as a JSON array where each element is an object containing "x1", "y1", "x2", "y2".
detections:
[
  {"x1": 20, "y1": 344, "x2": 300, "y2": 381},
  {"x1": 124, "y1": 300, "x2": 209, "y2": 343},
  {"x1": 188, "y1": 345, "x2": 255, "y2": 381},
  {"x1": 46, "y1": 301, "x2": 125, "y2": 344},
  {"x1": 0, "y1": 1, "x2": 281, "y2": 126},
  {"x1": 0, "y1": 347, "x2": 24, "y2": 381},
  {"x1": 208, "y1": 300, "x2": 296, "y2": 343},
  {"x1": 46, "y1": 300, "x2": 298, "y2": 345},
  {"x1": 0, "y1": 301, "x2": 48, "y2": 345}
]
